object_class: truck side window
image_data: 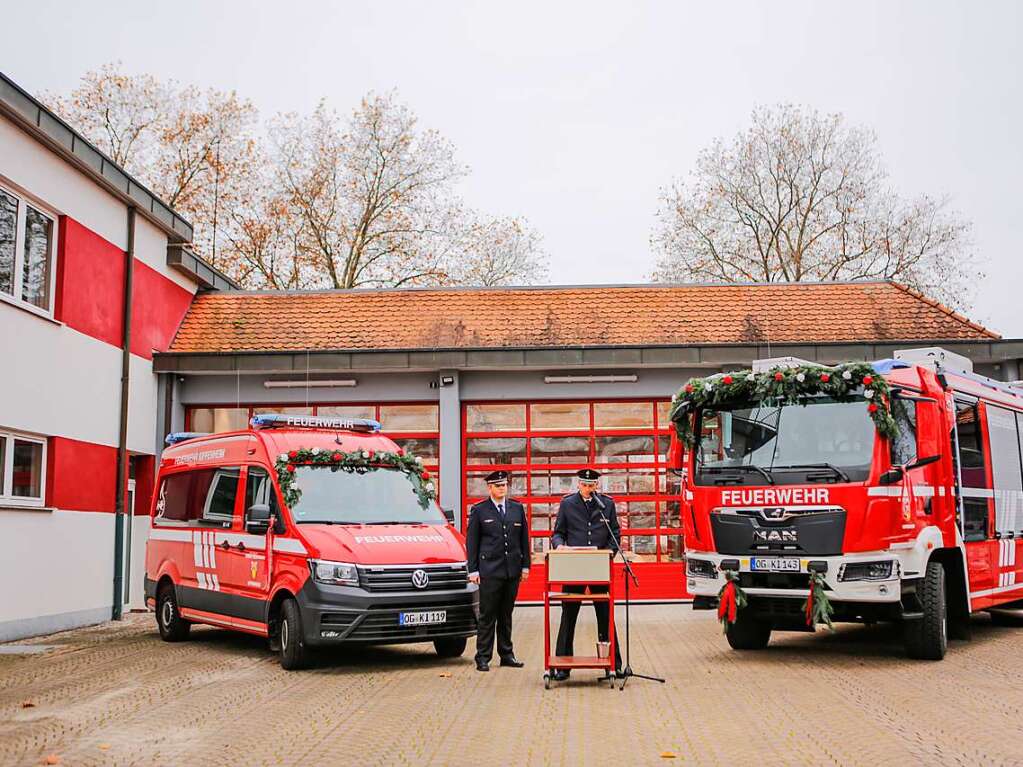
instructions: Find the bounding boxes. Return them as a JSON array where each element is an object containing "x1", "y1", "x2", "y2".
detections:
[
  {"x1": 246, "y1": 466, "x2": 284, "y2": 533},
  {"x1": 890, "y1": 399, "x2": 917, "y2": 467},
  {"x1": 953, "y1": 401, "x2": 989, "y2": 542},
  {"x1": 202, "y1": 468, "x2": 240, "y2": 527},
  {"x1": 987, "y1": 405, "x2": 1023, "y2": 536}
]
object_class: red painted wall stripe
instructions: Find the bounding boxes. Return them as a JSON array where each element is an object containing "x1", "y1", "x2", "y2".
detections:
[
  {"x1": 47, "y1": 437, "x2": 118, "y2": 513},
  {"x1": 130, "y1": 258, "x2": 195, "y2": 360},
  {"x1": 56, "y1": 217, "x2": 126, "y2": 347}
]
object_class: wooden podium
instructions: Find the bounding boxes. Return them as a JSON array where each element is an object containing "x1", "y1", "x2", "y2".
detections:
[{"x1": 542, "y1": 548, "x2": 616, "y2": 689}]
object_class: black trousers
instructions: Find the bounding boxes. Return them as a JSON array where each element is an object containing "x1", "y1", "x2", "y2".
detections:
[
  {"x1": 475, "y1": 575, "x2": 521, "y2": 663},
  {"x1": 555, "y1": 584, "x2": 622, "y2": 671}
]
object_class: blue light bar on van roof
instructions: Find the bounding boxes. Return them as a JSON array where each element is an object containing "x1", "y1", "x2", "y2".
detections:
[
  {"x1": 250, "y1": 413, "x2": 382, "y2": 432},
  {"x1": 165, "y1": 432, "x2": 210, "y2": 445}
]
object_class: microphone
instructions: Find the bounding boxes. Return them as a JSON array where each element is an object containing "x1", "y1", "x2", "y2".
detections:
[{"x1": 592, "y1": 492, "x2": 606, "y2": 510}]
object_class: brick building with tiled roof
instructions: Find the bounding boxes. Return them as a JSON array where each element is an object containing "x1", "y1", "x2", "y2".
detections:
[{"x1": 155, "y1": 280, "x2": 1021, "y2": 601}]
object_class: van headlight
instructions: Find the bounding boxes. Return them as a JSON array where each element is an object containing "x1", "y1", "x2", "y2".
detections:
[{"x1": 310, "y1": 559, "x2": 360, "y2": 586}]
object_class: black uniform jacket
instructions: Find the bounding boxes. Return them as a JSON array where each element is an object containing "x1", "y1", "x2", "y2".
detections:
[
  {"x1": 466, "y1": 498, "x2": 531, "y2": 579},
  {"x1": 551, "y1": 492, "x2": 621, "y2": 552}
]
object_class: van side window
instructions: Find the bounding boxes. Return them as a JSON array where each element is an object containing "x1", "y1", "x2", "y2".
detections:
[
  {"x1": 203, "y1": 468, "x2": 240, "y2": 526},
  {"x1": 245, "y1": 466, "x2": 283, "y2": 533},
  {"x1": 953, "y1": 401, "x2": 989, "y2": 542},
  {"x1": 987, "y1": 406, "x2": 1023, "y2": 536},
  {"x1": 890, "y1": 398, "x2": 917, "y2": 466}
]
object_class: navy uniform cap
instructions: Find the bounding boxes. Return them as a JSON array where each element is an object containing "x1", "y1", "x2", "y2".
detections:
[
  {"x1": 576, "y1": 468, "x2": 601, "y2": 481},
  {"x1": 485, "y1": 470, "x2": 510, "y2": 485}
]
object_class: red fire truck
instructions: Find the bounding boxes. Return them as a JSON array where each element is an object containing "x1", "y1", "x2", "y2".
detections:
[
  {"x1": 670, "y1": 348, "x2": 1023, "y2": 659},
  {"x1": 144, "y1": 414, "x2": 478, "y2": 669}
]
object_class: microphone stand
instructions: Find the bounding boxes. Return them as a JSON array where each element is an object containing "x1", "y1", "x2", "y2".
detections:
[{"x1": 594, "y1": 493, "x2": 666, "y2": 690}]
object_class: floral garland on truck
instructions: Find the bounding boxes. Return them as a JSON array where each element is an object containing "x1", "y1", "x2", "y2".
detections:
[
  {"x1": 274, "y1": 447, "x2": 436, "y2": 509},
  {"x1": 669, "y1": 361, "x2": 898, "y2": 446}
]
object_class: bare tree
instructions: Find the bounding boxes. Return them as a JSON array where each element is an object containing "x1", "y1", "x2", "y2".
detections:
[
  {"x1": 449, "y1": 215, "x2": 548, "y2": 286},
  {"x1": 651, "y1": 105, "x2": 979, "y2": 311},
  {"x1": 49, "y1": 63, "x2": 261, "y2": 271}
]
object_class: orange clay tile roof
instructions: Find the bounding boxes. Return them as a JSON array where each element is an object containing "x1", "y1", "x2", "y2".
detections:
[{"x1": 168, "y1": 281, "x2": 998, "y2": 354}]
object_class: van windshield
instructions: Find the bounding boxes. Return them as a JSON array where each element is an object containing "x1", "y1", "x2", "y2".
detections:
[{"x1": 289, "y1": 465, "x2": 445, "y2": 525}]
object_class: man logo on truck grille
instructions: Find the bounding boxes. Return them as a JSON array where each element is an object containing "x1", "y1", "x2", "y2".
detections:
[
  {"x1": 411, "y1": 569, "x2": 430, "y2": 589},
  {"x1": 753, "y1": 529, "x2": 798, "y2": 542}
]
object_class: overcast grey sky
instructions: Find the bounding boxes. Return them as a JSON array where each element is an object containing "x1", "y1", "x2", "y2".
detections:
[{"x1": 3, "y1": 0, "x2": 1020, "y2": 335}]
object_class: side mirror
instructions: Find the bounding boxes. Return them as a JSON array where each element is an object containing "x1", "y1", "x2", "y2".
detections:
[
  {"x1": 906, "y1": 454, "x2": 940, "y2": 471},
  {"x1": 879, "y1": 468, "x2": 903, "y2": 485},
  {"x1": 441, "y1": 507, "x2": 455, "y2": 524},
  {"x1": 246, "y1": 503, "x2": 272, "y2": 534}
]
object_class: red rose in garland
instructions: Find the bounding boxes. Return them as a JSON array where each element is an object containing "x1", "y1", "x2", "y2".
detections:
[
  {"x1": 820, "y1": 373, "x2": 830, "y2": 383},
  {"x1": 288, "y1": 450, "x2": 298, "y2": 460},
  {"x1": 722, "y1": 375, "x2": 733, "y2": 385},
  {"x1": 397, "y1": 448, "x2": 405, "y2": 456},
  {"x1": 421, "y1": 470, "x2": 431, "y2": 480},
  {"x1": 286, "y1": 464, "x2": 296, "y2": 473},
  {"x1": 366, "y1": 450, "x2": 374, "y2": 460},
  {"x1": 685, "y1": 384, "x2": 694, "y2": 393},
  {"x1": 868, "y1": 403, "x2": 878, "y2": 413},
  {"x1": 331, "y1": 452, "x2": 343, "y2": 461},
  {"x1": 862, "y1": 375, "x2": 874, "y2": 385},
  {"x1": 774, "y1": 372, "x2": 784, "y2": 381}
]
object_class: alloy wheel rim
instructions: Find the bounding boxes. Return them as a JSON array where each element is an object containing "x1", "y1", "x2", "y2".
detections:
[
  {"x1": 161, "y1": 601, "x2": 173, "y2": 627},
  {"x1": 281, "y1": 620, "x2": 288, "y2": 651}
]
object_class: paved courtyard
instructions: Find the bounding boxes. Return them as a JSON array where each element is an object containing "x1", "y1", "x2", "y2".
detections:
[{"x1": 1, "y1": 605, "x2": 1022, "y2": 766}]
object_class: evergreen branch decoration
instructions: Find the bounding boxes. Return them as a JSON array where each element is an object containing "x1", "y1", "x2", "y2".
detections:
[
  {"x1": 717, "y1": 570, "x2": 748, "y2": 633},
  {"x1": 803, "y1": 570, "x2": 835, "y2": 630},
  {"x1": 274, "y1": 447, "x2": 436, "y2": 510},
  {"x1": 668, "y1": 362, "x2": 898, "y2": 447}
]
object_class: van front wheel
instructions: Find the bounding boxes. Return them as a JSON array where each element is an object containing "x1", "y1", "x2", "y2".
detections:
[
  {"x1": 279, "y1": 599, "x2": 310, "y2": 670},
  {"x1": 434, "y1": 637, "x2": 468, "y2": 658},
  {"x1": 156, "y1": 584, "x2": 190, "y2": 642}
]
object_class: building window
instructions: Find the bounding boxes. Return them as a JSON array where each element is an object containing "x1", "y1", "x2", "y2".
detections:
[
  {"x1": 0, "y1": 184, "x2": 58, "y2": 316},
  {"x1": 462, "y1": 400, "x2": 683, "y2": 564},
  {"x1": 0, "y1": 429, "x2": 47, "y2": 507}
]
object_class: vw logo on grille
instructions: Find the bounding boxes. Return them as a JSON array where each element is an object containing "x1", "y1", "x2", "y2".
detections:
[{"x1": 411, "y1": 569, "x2": 430, "y2": 589}]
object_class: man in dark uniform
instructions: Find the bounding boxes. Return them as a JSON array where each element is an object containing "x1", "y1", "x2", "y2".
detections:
[
  {"x1": 466, "y1": 470, "x2": 530, "y2": 672},
  {"x1": 551, "y1": 468, "x2": 622, "y2": 681}
]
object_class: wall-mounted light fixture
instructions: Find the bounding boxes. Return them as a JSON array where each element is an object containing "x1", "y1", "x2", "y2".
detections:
[
  {"x1": 263, "y1": 379, "x2": 357, "y2": 389},
  {"x1": 543, "y1": 375, "x2": 638, "y2": 384}
]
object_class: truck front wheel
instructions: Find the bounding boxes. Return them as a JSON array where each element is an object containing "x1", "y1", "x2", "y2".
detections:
[
  {"x1": 903, "y1": 560, "x2": 947, "y2": 660},
  {"x1": 725, "y1": 607, "x2": 772, "y2": 650}
]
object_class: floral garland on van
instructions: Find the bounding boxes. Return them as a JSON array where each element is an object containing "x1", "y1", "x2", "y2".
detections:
[
  {"x1": 669, "y1": 361, "x2": 898, "y2": 447},
  {"x1": 274, "y1": 447, "x2": 436, "y2": 510}
]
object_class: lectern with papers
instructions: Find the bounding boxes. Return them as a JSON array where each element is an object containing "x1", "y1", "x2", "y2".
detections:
[{"x1": 542, "y1": 548, "x2": 616, "y2": 689}]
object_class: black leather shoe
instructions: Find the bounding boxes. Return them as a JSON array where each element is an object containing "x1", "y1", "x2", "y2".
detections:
[
  {"x1": 551, "y1": 669, "x2": 570, "y2": 681},
  {"x1": 500, "y1": 656, "x2": 525, "y2": 668},
  {"x1": 475, "y1": 659, "x2": 490, "y2": 672}
]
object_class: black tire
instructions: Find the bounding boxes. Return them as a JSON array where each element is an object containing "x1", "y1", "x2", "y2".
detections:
[
  {"x1": 725, "y1": 608, "x2": 772, "y2": 650},
  {"x1": 989, "y1": 609, "x2": 1023, "y2": 627},
  {"x1": 156, "y1": 583, "x2": 190, "y2": 642},
  {"x1": 904, "y1": 559, "x2": 948, "y2": 660},
  {"x1": 433, "y1": 636, "x2": 468, "y2": 658},
  {"x1": 279, "y1": 599, "x2": 310, "y2": 670}
]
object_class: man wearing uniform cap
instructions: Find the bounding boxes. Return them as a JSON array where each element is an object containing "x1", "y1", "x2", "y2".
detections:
[
  {"x1": 466, "y1": 470, "x2": 530, "y2": 672},
  {"x1": 550, "y1": 468, "x2": 622, "y2": 681}
]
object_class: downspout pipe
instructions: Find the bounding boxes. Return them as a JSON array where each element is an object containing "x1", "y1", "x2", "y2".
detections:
[{"x1": 112, "y1": 207, "x2": 136, "y2": 620}]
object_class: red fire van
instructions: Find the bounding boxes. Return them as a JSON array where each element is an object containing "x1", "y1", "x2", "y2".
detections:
[{"x1": 144, "y1": 413, "x2": 478, "y2": 669}]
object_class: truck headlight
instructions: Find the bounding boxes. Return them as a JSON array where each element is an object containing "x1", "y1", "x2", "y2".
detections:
[
  {"x1": 686, "y1": 557, "x2": 717, "y2": 578},
  {"x1": 839, "y1": 560, "x2": 896, "y2": 582},
  {"x1": 310, "y1": 559, "x2": 360, "y2": 586}
]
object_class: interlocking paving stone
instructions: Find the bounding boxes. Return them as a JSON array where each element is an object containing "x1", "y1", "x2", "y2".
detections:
[{"x1": 1, "y1": 607, "x2": 1022, "y2": 766}]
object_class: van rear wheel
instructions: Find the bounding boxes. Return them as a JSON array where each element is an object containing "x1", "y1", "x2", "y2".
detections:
[
  {"x1": 279, "y1": 598, "x2": 310, "y2": 670},
  {"x1": 433, "y1": 637, "x2": 468, "y2": 658},
  {"x1": 904, "y1": 559, "x2": 947, "y2": 660},
  {"x1": 156, "y1": 584, "x2": 190, "y2": 642}
]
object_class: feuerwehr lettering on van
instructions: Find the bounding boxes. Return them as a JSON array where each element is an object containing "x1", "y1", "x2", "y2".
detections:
[{"x1": 354, "y1": 534, "x2": 445, "y2": 544}]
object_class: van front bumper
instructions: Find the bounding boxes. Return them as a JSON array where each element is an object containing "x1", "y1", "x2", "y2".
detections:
[{"x1": 296, "y1": 579, "x2": 480, "y2": 646}]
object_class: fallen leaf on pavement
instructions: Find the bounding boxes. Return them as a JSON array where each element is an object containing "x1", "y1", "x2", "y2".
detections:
[
  {"x1": 43, "y1": 755, "x2": 61, "y2": 765},
  {"x1": 438, "y1": 672, "x2": 452, "y2": 677},
  {"x1": 99, "y1": 743, "x2": 112, "y2": 751},
  {"x1": 660, "y1": 752, "x2": 677, "y2": 759},
  {"x1": 21, "y1": 701, "x2": 36, "y2": 708}
]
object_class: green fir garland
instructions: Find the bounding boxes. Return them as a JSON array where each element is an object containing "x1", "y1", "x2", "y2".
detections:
[
  {"x1": 803, "y1": 570, "x2": 835, "y2": 630},
  {"x1": 668, "y1": 361, "x2": 898, "y2": 447},
  {"x1": 274, "y1": 447, "x2": 436, "y2": 510}
]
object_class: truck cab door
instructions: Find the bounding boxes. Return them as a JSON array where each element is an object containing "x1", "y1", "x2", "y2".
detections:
[{"x1": 950, "y1": 398, "x2": 996, "y2": 599}]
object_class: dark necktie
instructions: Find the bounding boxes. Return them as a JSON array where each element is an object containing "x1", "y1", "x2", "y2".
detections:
[{"x1": 498, "y1": 503, "x2": 505, "y2": 517}]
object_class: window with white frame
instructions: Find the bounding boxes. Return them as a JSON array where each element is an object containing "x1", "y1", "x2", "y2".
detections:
[
  {"x1": 0, "y1": 183, "x2": 58, "y2": 315},
  {"x1": 0, "y1": 430, "x2": 47, "y2": 506}
]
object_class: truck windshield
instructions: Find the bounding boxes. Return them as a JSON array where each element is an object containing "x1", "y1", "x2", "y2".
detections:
[
  {"x1": 695, "y1": 398, "x2": 875, "y2": 485},
  {"x1": 289, "y1": 466, "x2": 445, "y2": 525}
]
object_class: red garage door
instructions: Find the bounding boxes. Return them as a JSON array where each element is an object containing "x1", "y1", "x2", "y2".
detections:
[{"x1": 462, "y1": 399, "x2": 687, "y2": 601}]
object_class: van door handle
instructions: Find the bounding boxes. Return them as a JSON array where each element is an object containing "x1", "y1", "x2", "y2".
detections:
[
  {"x1": 220, "y1": 541, "x2": 231, "y2": 551},
  {"x1": 237, "y1": 542, "x2": 246, "y2": 552}
]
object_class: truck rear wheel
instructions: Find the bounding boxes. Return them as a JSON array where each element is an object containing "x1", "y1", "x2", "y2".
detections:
[
  {"x1": 156, "y1": 583, "x2": 191, "y2": 642},
  {"x1": 433, "y1": 637, "x2": 468, "y2": 658},
  {"x1": 904, "y1": 559, "x2": 947, "y2": 660},
  {"x1": 725, "y1": 608, "x2": 772, "y2": 650},
  {"x1": 279, "y1": 598, "x2": 310, "y2": 670}
]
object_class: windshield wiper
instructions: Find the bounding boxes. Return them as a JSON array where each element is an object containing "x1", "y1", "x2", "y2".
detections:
[
  {"x1": 773, "y1": 463, "x2": 850, "y2": 483},
  {"x1": 296, "y1": 519, "x2": 340, "y2": 525},
  {"x1": 362, "y1": 520, "x2": 413, "y2": 525},
  {"x1": 701, "y1": 465, "x2": 775, "y2": 485}
]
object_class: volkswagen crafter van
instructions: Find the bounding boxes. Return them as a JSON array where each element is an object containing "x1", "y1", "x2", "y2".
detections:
[{"x1": 144, "y1": 414, "x2": 478, "y2": 669}]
